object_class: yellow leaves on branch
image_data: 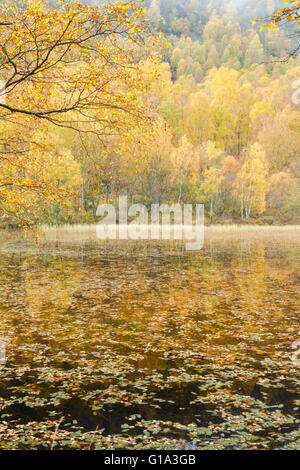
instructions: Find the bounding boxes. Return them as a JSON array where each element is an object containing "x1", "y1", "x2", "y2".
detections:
[
  {"x1": 265, "y1": 0, "x2": 300, "y2": 29},
  {"x1": 0, "y1": 0, "x2": 165, "y2": 228}
]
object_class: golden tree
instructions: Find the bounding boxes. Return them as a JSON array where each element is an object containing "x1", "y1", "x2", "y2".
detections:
[
  {"x1": 0, "y1": 0, "x2": 163, "y2": 228},
  {"x1": 236, "y1": 143, "x2": 268, "y2": 220}
]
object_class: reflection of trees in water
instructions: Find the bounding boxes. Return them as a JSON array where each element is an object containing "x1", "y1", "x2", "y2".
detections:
[{"x1": 0, "y1": 239, "x2": 298, "y2": 448}]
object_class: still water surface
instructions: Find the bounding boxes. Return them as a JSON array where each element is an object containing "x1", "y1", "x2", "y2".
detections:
[{"x1": 0, "y1": 236, "x2": 299, "y2": 449}]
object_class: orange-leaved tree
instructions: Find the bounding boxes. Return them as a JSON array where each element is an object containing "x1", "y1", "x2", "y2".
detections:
[{"x1": 0, "y1": 0, "x2": 163, "y2": 229}]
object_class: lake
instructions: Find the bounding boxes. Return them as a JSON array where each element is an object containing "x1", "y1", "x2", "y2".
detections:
[{"x1": 0, "y1": 229, "x2": 299, "y2": 449}]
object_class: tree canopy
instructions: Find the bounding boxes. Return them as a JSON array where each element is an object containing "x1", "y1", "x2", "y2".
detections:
[
  {"x1": 0, "y1": 0, "x2": 163, "y2": 229},
  {"x1": 0, "y1": 0, "x2": 299, "y2": 228}
]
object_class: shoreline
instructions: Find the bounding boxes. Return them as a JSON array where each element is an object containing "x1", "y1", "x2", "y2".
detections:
[{"x1": 1, "y1": 224, "x2": 299, "y2": 246}]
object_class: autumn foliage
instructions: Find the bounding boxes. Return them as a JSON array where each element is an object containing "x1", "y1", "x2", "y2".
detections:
[
  {"x1": 0, "y1": 0, "x2": 162, "y2": 229},
  {"x1": 0, "y1": 0, "x2": 299, "y2": 228}
]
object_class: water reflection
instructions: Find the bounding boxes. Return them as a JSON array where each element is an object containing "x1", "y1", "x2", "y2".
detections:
[{"x1": 0, "y1": 237, "x2": 299, "y2": 449}]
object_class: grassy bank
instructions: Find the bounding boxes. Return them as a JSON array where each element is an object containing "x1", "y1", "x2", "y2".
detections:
[
  {"x1": 1, "y1": 224, "x2": 299, "y2": 247},
  {"x1": 39, "y1": 224, "x2": 300, "y2": 245}
]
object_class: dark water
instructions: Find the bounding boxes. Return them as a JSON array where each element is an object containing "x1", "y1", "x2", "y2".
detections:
[{"x1": 0, "y1": 238, "x2": 299, "y2": 449}]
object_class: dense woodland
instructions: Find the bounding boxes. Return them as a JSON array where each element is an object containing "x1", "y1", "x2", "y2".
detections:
[
  {"x1": 0, "y1": 2, "x2": 299, "y2": 453},
  {"x1": 1, "y1": 0, "x2": 300, "y2": 227}
]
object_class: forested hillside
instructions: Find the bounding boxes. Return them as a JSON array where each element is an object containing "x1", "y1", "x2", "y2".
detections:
[
  {"x1": 139, "y1": 0, "x2": 300, "y2": 223},
  {"x1": 1, "y1": 0, "x2": 299, "y2": 227}
]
